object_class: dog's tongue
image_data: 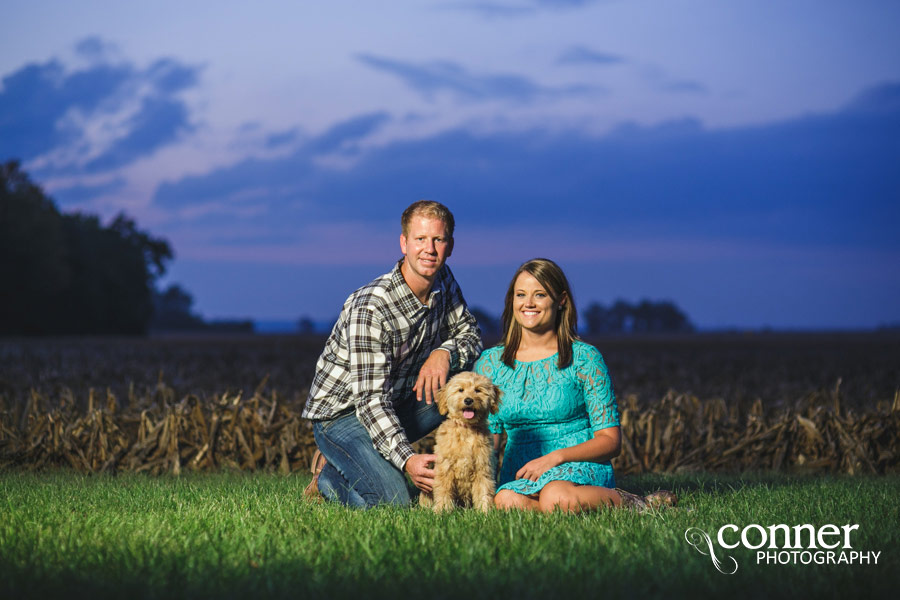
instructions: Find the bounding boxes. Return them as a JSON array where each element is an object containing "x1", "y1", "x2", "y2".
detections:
[{"x1": 463, "y1": 409, "x2": 475, "y2": 419}]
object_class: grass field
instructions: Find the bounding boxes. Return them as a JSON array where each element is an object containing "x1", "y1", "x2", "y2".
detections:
[
  {"x1": 2, "y1": 334, "x2": 897, "y2": 598},
  {"x1": 1, "y1": 470, "x2": 897, "y2": 599}
]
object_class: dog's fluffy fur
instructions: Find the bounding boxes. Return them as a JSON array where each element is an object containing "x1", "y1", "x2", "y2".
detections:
[{"x1": 419, "y1": 371, "x2": 502, "y2": 512}]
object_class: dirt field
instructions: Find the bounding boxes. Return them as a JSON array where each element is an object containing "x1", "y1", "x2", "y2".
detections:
[{"x1": 1, "y1": 331, "x2": 897, "y2": 410}]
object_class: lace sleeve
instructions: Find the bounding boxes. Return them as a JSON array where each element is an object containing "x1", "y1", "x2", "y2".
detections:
[
  {"x1": 577, "y1": 344, "x2": 619, "y2": 432},
  {"x1": 475, "y1": 349, "x2": 505, "y2": 434}
]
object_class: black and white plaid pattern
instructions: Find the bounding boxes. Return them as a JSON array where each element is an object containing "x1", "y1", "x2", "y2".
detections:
[{"x1": 302, "y1": 260, "x2": 483, "y2": 469}]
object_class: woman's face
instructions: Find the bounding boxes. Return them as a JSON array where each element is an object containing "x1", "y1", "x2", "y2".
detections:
[{"x1": 512, "y1": 271, "x2": 562, "y2": 334}]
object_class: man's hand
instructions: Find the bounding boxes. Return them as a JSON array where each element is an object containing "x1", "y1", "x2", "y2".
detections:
[
  {"x1": 414, "y1": 349, "x2": 450, "y2": 404},
  {"x1": 405, "y1": 453, "x2": 437, "y2": 493}
]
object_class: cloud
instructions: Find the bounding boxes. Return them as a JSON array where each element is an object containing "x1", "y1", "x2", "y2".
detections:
[
  {"x1": 637, "y1": 64, "x2": 709, "y2": 95},
  {"x1": 50, "y1": 177, "x2": 127, "y2": 207},
  {"x1": 308, "y1": 111, "x2": 391, "y2": 154},
  {"x1": 0, "y1": 38, "x2": 201, "y2": 173},
  {"x1": 145, "y1": 58, "x2": 201, "y2": 94},
  {"x1": 533, "y1": 0, "x2": 596, "y2": 6},
  {"x1": 438, "y1": 0, "x2": 599, "y2": 18},
  {"x1": 436, "y1": 2, "x2": 535, "y2": 18},
  {"x1": 356, "y1": 53, "x2": 599, "y2": 102},
  {"x1": 149, "y1": 81, "x2": 900, "y2": 328},
  {"x1": 84, "y1": 96, "x2": 194, "y2": 172},
  {"x1": 843, "y1": 81, "x2": 900, "y2": 115},
  {"x1": 151, "y1": 81, "x2": 900, "y2": 260},
  {"x1": 659, "y1": 79, "x2": 708, "y2": 94},
  {"x1": 154, "y1": 111, "x2": 393, "y2": 214},
  {"x1": 265, "y1": 128, "x2": 301, "y2": 149},
  {"x1": 74, "y1": 36, "x2": 117, "y2": 61},
  {"x1": 557, "y1": 46, "x2": 625, "y2": 66},
  {"x1": 0, "y1": 59, "x2": 128, "y2": 160}
]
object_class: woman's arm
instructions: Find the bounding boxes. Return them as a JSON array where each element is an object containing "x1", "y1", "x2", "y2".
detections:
[{"x1": 515, "y1": 426, "x2": 621, "y2": 482}]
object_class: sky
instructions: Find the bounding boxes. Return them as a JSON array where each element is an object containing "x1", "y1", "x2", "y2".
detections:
[{"x1": 2, "y1": 0, "x2": 899, "y2": 330}]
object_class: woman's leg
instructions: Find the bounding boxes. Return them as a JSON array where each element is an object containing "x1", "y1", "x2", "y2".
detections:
[
  {"x1": 537, "y1": 481, "x2": 622, "y2": 513},
  {"x1": 494, "y1": 489, "x2": 540, "y2": 511}
]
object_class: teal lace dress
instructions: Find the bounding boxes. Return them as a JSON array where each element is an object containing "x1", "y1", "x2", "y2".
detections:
[{"x1": 474, "y1": 341, "x2": 619, "y2": 496}]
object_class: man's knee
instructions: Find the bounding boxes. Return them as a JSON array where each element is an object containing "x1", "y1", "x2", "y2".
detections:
[{"x1": 366, "y1": 479, "x2": 413, "y2": 507}]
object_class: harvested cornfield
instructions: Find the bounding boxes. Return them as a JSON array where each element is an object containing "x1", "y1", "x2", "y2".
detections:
[
  {"x1": 614, "y1": 384, "x2": 900, "y2": 475},
  {"x1": 1, "y1": 376, "x2": 897, "y2": 475},
  {"x1": 0, "y1": 333, "x2": 898, "y2": 474},
  {"x1": 0, "y1": 378, "x2": 318, "y2": 475}
]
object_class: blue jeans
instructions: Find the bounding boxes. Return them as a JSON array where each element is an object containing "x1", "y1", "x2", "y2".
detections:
[{"x1": 312, "y1": 399, "x2": 444, "y2": 508}]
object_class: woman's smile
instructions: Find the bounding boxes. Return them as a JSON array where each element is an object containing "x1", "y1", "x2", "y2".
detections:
[{"x1": 512, "y1": 272, "x2": 560, "y2": 333}]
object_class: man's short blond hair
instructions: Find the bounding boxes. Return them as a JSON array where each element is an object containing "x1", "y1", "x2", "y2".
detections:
[{"x1": 401, "y1": 200, "x2": 455, "y2": 239}]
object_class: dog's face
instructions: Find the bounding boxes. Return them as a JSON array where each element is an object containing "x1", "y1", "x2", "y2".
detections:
[{"x1": 435, "y1": 372, "x2": 502, "y2": 423}]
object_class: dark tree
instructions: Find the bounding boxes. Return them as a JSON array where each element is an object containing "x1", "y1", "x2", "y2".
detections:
[
  {"x1": 150, "y1": 284, "x2": 207, "y2": 331},
  {"x1": 631, "y1": 299, "x2": 694, "y2": 333},
  {"x1": 0, "y1": 161, "x2": 70, "y2": 334},
  {"x1": 584, "y1": 299, "x2": 694, "y2": 335},
  {"x1": 56, "y1": 212, "x2": 172, "y2": 334},
  {"x1": 0, "y1": 161, "x2": 172, "y2": 335},
  {"x1": 584, "y1": 300, "x2": 628, "y2": 334},
  {"x1": 297, "y1": 316, "x2": 316, "y2": 334}
]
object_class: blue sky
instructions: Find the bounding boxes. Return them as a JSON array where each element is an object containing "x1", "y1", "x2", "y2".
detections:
[{"x1": 3, "y1": 0, "x2": 899, "y2": 329}]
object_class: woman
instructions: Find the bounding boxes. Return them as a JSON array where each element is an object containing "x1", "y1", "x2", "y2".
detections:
[{"x1": 474, "y1": 258, "x2": 675, "y2": 512}]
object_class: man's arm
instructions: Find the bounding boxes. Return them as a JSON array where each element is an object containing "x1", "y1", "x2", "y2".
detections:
[
  {"x1": 347, "y1": 306, "x2": 416, "y2": 470},
  {"x1": 415, "y1": 272, "x2": 482, "y2": 403},
  {"x1": 435, "y1": 273, "x2": 483, "y2": 371},
  {"x1": 413, "y1": 348, "x2": 451, "y2": 404}
]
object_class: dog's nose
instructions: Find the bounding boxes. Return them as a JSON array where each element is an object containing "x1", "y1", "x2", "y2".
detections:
[{"x1": 464, "y1": 398, "x2": 474, "y2": 406}]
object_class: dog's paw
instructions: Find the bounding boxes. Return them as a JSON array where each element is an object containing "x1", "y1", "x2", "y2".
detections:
[{"x1": 475, "y1": 496, "x2": 494, "y2": 512}]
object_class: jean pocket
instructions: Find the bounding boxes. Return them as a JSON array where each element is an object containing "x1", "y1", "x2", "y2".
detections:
[{"x1": 318, "y1": 406, "x2": 355, "y2": 434}]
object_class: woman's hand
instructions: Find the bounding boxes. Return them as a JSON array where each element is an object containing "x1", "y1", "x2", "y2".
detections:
[
  {"x1": 516, "y1": 450, "x2": 564, "y2": 481},
  {"x1": 514, "y1": 428, "x2": 621, "y2": 481}
]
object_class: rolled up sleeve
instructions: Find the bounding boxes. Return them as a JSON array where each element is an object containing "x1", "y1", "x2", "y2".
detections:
[{"x1": 348, "y1": 306, "x2": 415, "y2": 469}]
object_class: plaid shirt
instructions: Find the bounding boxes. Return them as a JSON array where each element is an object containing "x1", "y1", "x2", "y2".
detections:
[{"x1": 302, "y1": 260, "x2": 483, "y2": 469}]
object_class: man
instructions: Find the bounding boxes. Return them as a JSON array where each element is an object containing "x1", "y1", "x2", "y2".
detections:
[{"x1": 301, "y1": 201, "x2": 483, "y2": 507}]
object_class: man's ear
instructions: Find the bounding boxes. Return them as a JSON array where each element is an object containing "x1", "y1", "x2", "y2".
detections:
[
  {"x1": 435, "y1": 385, "x2": 449, "y2": 416},
  {"x1": 399, "y1": 233, "x2": 408, "y2": 256},
  {"x1": 445, "y1": 237, "x2": 454, "y2": 258}
]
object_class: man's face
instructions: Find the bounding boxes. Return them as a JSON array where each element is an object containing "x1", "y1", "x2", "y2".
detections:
[{"x1": 399, "y1": 216, "x2": 453, "y2": 282}]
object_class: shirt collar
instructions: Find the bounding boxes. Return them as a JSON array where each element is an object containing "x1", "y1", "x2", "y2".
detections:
[{"x1": 391, "y1": 259, "x2": 444, "y2": 312}]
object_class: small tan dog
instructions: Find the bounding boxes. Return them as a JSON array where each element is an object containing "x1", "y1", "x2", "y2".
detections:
[{"x1": 419, "y1": 371, "x2": 502, "y2": 512}]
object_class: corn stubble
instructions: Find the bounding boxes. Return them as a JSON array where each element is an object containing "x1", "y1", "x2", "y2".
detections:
[{"x1": 2, "y1": 374, "x2": 897, "y2": 476}]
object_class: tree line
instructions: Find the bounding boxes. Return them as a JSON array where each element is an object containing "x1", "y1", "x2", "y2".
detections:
[
  {"x1": 471, "y1": 299, "x2": 694, "y2": 338},
  {"x1": 1, "y1": 161, "x2": 252, "y2": 335},
  {"x1": 151, "y1": 284, "x2": 253, "y2": 333},
  {"x1": 1, "y1": 161, "x2": 172, "y2": 335},
  {"x1": 582, "y1": 299, "x2": 694, "y2": 334}
]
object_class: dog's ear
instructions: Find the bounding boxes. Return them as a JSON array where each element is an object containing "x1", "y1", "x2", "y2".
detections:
[
  {"x1": 435, "y1": 383, "x2": 449, "y2": 416},
  {"x1": 490, "y1": 385, "x2": 503, "y2": 414}
]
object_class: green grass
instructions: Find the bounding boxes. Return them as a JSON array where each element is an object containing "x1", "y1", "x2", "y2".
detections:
[{"x1": 1, "y1": 471, "x2": 897, "y2": 600}]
